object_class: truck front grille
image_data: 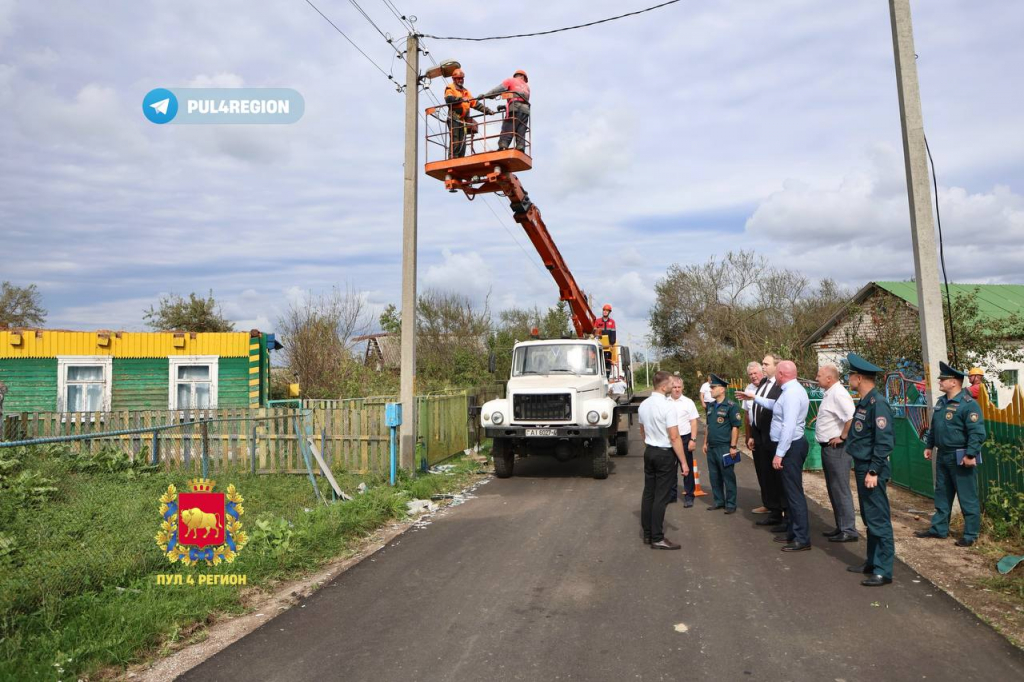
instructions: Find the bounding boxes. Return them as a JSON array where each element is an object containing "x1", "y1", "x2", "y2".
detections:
[{"x1": 513, "y1": 393, "x2": 572, "y2": 421}]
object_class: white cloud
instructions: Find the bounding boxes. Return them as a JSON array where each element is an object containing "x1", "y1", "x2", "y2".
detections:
[{"x1": 187, "y1": 72, "x2": 245, "y2": 88}]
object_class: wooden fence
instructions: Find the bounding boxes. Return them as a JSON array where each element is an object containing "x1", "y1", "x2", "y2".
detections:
[{"x1": 1, "y1": 393, "x2": 472, "y2": 474}]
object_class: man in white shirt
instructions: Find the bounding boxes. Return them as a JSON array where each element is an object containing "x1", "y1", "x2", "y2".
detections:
[
  {"x1": 608, "y1": 375, "x2": 628, "y2": 402},
  {"x1": 815, "y1": 363, "x2": 858, "y2": 542},
  {"x1": 639, "y1": 371, "x2": 690, "y2": 550},
  {"x1": 668, "y1": 376, "x2": 700, "y2": 507},
  {"x1": 699, "y1": 377, "x2": 713, "y2": 418}
]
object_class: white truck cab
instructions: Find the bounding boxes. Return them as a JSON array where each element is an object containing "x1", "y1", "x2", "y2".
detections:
[{"x1": 482, "y1": 338, "x2": 636, "y2": 479}]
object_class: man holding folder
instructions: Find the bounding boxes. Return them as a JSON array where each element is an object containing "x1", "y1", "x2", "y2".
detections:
[
  {"x1": 702, "y1": 374, "x2": 743, "y2": 514},
  {"x1": 914, "y1": 361, "x2": 986, "y2": 547}
]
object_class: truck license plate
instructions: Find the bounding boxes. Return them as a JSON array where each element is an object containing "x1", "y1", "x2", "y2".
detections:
[{"x1": 525, "y1": 428, "x2": 556, "y2": 437}]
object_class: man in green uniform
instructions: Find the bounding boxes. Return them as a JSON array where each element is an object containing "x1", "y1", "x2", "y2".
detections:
[
  {"x1": 844, "y1": 353, "x2": 896, "y2": 587},
  {"x1": 914, "y1": 361, "x2": 986, "y2": 547},
  {"x1": 702, "y1": 374, "x2": 743, "y2": 514}
]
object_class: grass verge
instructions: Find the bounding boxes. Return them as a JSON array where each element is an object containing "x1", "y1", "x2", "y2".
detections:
[{"x1": 0, "y1": 444, "x2": 485, "y2": 680}]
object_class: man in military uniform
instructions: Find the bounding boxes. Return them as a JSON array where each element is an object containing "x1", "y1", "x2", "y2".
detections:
[
  {"x1": 914, "y1": 362, "x2": 986, "y2": 547},
  {"x1": 844, "y1": 353, "x2": 896, "y2": 587},
  {"x1": 702, "y1": 374, "x2": 743, "y2": 514}
]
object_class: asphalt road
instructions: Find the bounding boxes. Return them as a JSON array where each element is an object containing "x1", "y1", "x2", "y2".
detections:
[{"x1": 182, "y1": 423, "x2": 1024, "y2": 682}]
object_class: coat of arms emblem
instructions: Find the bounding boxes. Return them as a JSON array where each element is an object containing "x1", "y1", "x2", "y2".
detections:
[{"x1": 156, "y1": 478, "x2": 248, "y2": 566}]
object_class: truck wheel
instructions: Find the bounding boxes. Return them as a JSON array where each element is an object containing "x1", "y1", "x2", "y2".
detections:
[
  {"x1": 614, "y1": 433, "x2": 629, "y2": 457},
  {"x1": 492, "y1": 439, "x2": 514, "y2": 478},
  {"x1": 591, "y1": 438, "x2": 609, "y2": 480}
]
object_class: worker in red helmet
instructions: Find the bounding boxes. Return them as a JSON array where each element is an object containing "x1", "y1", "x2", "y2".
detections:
[
  {"x1": 595, "y1": 304, "x2": 617, "y2": 345},
  {"x1": 444, "y1": 68, "x2": 495, "y2": 158},
  {"x1": 481, "y1": 69, "x2": 530, "y2": 152}
]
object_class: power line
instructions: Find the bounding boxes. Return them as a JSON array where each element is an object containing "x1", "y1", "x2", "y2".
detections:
[
  {"x1": 481, "y1": 196, "x2": 548, "y2": 276},
  {"x1": 379, "y1": 0, "x2": 415, "y2": 32},
  {"x1": 924, "y1": 134, "x2": 959, "y2": 367},
  {"x1": 420, "y1": 0, "x2": 682, "y2": 41},
  {"x1": 304, "y1": 0, "x2": 401, "y2": 89}
]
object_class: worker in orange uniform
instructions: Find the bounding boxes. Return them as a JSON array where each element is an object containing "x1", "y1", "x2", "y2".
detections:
[
  {"x1": 966, "y1": 368, "x2": 985, "y2": 399},
  {"x1": 481, "y1": 69, "x2": 530, "y2": 152},
  {"x1": 594, "y1": 304, "x2": 617, "y2": 345},
  {"x1": 444, "y1": 68, "x2": 495, "y2": 158}
]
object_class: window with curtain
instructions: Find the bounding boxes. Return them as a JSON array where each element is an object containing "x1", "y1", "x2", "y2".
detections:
[
  {"x1": 65, "y1": 365, "x2": 107, "y2": 412},
  {"x1": 175, "y1": 364, "x2": 213, "y2": 409}
]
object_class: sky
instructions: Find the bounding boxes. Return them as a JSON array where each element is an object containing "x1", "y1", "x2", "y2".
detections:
[{"x1": 2, "y1": 0, "x2": 1023, "y2": 355}]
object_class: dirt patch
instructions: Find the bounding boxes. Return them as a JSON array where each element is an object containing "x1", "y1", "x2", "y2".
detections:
[
  {"x1": 799, "y1": 466, "x2": 1024, "y2": 650},
  {"x1": 120, "y1": 474, "x2": 492, "y2": 681}
]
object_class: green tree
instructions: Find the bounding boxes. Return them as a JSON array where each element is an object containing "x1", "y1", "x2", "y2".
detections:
[
  {"x1": 0, "y1": 282, "x2": 46, "y2": 328},
  {"x1": 648, "y1": 251, "x2": 847, "y2": 381},
  {"x1": 143, "y1": 291, "x2": 235, "y2": 332},
  {"x1": 379, "y1": 303, "x2": 401, "y2": 335}
]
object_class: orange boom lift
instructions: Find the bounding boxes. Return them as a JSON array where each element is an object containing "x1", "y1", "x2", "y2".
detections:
[{"x1": 424, "y1": 102, "x2": 598, "y2": 339}]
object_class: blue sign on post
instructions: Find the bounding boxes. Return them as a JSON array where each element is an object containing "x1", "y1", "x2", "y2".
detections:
[
  {"x1": 385, "y1": 402, "x2": 402, "y2": 485},
  {"x1": 385, "y1": 403, "x2": 403, "y2": 427}
]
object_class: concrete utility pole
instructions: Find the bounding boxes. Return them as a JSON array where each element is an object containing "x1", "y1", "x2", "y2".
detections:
[
  {"x1": 889, "y1": 0, "x2": 947, "y2": 407},
  {"x1": 399, "y1": 33, "x2": 420, "y2": 469}
]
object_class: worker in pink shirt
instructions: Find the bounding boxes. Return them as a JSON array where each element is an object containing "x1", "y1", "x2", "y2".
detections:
[{"x1": 481, "y1": 69, "x2": 530, "y2": 152}]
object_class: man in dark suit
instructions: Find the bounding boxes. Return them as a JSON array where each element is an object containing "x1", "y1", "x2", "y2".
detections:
[{"x1": 748, "y1": 353, "x2": 786, "y2": 529}]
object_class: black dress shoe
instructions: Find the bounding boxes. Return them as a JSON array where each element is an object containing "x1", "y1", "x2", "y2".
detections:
[
  {"x1": 773, "y1": 535, "x2": 794, "y2": 543},
  {"x1": 651, "y1": 539, "x2": 681, "y2": 550},
  {"x1": 781, "y1": 542, "x2": 812, "y2": 552},
  {"x1": 770, "y1": 524, "x2": 788, "y2": 533},
  {"x1": 955, "y1": 537, "x2": 975, "y2": 547},
  {"x1": 683, "y1": 499, "x2": 694, "y2": 508},
  {"x1": 847, "y1": 562, "x2": 873, "y2": 574},
  {"x1": 861, "y1": 574, "x2": 892, "y2": 587},
  {"x1": 913, "y1": 530, "x2": 945, "y2": 539},
  {"x1": 756, "y1": 517, "x2": 782, "y2": 526},
  {"x1": 706, "y1": 505, "x2": 725, "y2": 511},
  {"x1": 643, "y1": 535, "x2": 652, "y2": 545},
  {"x1": 829, "y1": 533, "x2": 859, "y2": 543},
  {"x1": 724, "y1": 508, "x2": 737, "y2": 515},
  {"x1": 822, "y1": 528, "x2": 841, "y2": 538}
]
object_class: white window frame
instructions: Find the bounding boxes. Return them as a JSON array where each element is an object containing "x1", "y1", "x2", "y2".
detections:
[
  {"x1": 57, "y1": 356, "x2": 113, "y2": 413},
  {"x1": 168, "y1": 356, "x2": 219, "y2": 411}
]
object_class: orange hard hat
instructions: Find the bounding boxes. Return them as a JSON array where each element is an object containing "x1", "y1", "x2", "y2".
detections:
[
  {"x1": 602, "y1": 304, "x2": 612, "y2": 312},
  {"x1": 452, "y1": 68, "x2": 465, "y2": 79},
  {"x1": 968, "y1": 367, "x2": 984, "y2": 376},
  {"x1": 513, "y1": 69, "x2": 528, "y2": 82}
]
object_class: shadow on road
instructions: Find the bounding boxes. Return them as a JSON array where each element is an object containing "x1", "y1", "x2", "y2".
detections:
[{"x1": 509, "y1": 454, "x2": 618, "y2": 479}]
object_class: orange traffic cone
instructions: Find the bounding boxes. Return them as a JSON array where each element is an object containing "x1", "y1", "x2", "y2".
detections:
[{"x1": 691, "y1": 462, "x2": 708, "y2": 497}]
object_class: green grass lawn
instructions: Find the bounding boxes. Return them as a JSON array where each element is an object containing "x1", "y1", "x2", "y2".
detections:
[{"x1": 0, "y1": 444, "x2": 484, "y2": 680}]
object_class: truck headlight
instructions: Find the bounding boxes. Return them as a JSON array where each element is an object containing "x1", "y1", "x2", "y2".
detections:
[
  {"x1": 587, "y1": 410, "x2": 600, "y2": 425},
  {"x1": 491, "y1": 411, "x2": 504, "y2": 425}
]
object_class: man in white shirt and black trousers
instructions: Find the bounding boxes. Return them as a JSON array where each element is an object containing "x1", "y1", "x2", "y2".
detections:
[{"x1": 639, "y1": 371, "x2": 691, "y2": 549}]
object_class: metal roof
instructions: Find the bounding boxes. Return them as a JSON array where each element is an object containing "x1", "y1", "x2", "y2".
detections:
[{"x1": 874, "y1": 281, "x2": 1024, "y2": 319}]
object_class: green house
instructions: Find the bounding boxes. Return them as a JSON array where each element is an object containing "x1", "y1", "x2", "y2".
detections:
[{"x1": 0, "y1": 330, "x2": 279, "y2": 413}]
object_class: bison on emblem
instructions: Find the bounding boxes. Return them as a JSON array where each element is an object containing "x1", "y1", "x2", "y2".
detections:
[{"x1": 180, "y1": 507, "x2": 223, "y2": 539}]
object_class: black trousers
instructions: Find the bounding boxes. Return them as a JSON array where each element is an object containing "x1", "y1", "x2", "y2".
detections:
[
  {"x1": 498, "y1": 102, "x2": 529, "y2": 151},
  {"x1": 780, "y1": 438, "x2": 810, "y2": 545},
  {"x1": 448, "y1": 118, "x2": 469, "y2": 158},
  {"x1": 668, "y1": 434, "x2": 694, "y2": 501},
  {"x1": 641, "y1": 445, "x2": 676, "y2": 542},
  {"x1": 757, "y1": 436, "x2": 787, "y2": 517}
]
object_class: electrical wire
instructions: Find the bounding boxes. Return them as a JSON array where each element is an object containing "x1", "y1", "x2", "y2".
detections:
[
  {"x1": 924, "y1": 134, "x2": 959, "y2": 367},
  {"x1": 420, "y1": 0, "x2": 682, "y2": 41},
  {"x1": 380, "y1": 0, "x2": 415, "y2": 32},
  {"x1": 304, "y1": 0, "x2": 401, "y2": 89}
]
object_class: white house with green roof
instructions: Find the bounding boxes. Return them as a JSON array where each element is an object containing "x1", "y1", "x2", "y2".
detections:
[{"x1": 803, "y1": 281, "x2": 1024, "y2": 405}]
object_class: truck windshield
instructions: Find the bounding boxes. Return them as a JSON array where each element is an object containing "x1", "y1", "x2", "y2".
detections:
[{"x1": 511, "y1": 344, "x2": 600, "y2": 377}]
